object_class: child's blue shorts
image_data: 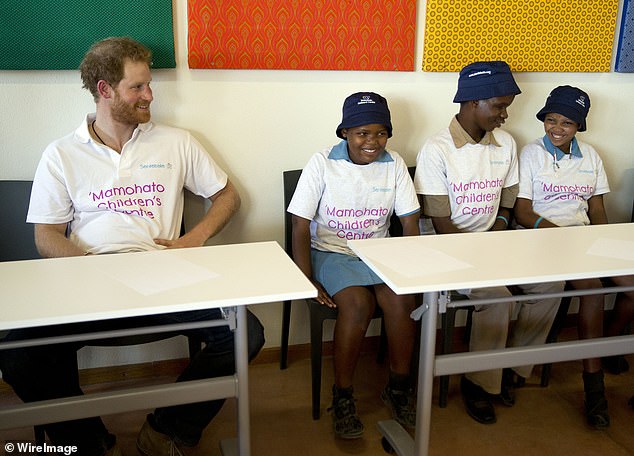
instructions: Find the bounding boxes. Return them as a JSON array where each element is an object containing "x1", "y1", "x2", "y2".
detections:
[{"x1": 311, "y1": 249, "x2": 383, "y2": 297}]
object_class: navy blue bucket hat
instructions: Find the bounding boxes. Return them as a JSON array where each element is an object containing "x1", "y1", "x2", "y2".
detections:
[
  {"x1": 536, "y1": 85, "x2": 590, "y2": 132},
  {"x1": 453, "y1": 61, "x2": 521, "y2": 103},
  {"x1": 336, "y1": 92, "x2": 392, "y2": 138}
]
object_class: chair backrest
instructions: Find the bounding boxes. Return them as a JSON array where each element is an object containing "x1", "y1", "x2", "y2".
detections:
[
  {"x1": 0, "y1": 180, "x2": 40, "y2": 261},
  {"x1": 283, "y1": 169, "x2": 303, "y2": 259},
  {"x1": 282, "y1": 166, "x2": 417, "y2": 256}
]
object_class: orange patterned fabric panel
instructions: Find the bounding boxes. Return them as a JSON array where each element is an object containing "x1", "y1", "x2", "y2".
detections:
[
  {"x1": 188, "y1": 0, "x2": 417, "y2": 70},
  {"x1": 423, "y1": 0, "x2": 619, "y2": 72}
]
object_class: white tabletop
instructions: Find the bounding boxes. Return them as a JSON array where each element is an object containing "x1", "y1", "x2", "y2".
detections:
[
  {"x1": 349, "y1": 223, "x2": 634, "y2": 295},
  {"x1": 350, "y1": 223, "x2": 634, "y2": 456},
  {"x1": 0, "y1": 241, "x2": 316, "y2": 331}
]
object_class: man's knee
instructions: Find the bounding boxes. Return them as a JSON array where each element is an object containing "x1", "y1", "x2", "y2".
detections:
[
  {"x1": 0, "y1": 347, "x2": 55, "y2": 385},
  {"x1": 246, "y1": 310, "x2": 265, "y2": 361}
]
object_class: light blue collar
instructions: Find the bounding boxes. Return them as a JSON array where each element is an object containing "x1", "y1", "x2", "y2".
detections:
[
  {"x1": 542, "y1": 135, "x2": 582, "y2": 161},
  {"x1": 328, "y1": 140, "x2": 393, "y2": 162}
]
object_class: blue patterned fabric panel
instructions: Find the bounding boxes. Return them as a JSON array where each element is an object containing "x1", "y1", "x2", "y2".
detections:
[{"x1": 616, "y1": 0, "x2": 634, "y2": 72}]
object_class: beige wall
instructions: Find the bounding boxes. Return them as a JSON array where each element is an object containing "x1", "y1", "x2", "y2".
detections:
[{"x1": 1, "y1": 1, "x2": 632, "y2": 368}]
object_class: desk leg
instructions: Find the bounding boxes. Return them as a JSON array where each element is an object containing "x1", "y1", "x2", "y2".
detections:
[
  {"x1": 235, "y1": 306, "x2": 251, "y2": 456},
  {"x1": 415, "y1": 291, "x2": 438, "y2": 456},
  {"x1": 378, "y1": 292, "x2": 438, "y2": 456}
]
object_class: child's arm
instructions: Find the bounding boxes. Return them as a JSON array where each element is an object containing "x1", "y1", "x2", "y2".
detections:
[
  {"x1": 431, "y1": 215, "x2": 463, "y2": 234},
  {"x1": 399, "y1": 211, "x2": 421, "y2": 236},
  {"x1": 514, "y1": 197, "x2": 558, "y2": 229},
  {"x1": 587, "y1": 195, "x2": 608, "y2": 225},
  {"x1": 291, "y1": 214, "x2": 337, "y2": 308}
]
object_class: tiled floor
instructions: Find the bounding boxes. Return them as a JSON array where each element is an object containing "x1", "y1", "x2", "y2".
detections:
[{"x1": 1, "y1": 349, "x2": 633, "y2": 455}]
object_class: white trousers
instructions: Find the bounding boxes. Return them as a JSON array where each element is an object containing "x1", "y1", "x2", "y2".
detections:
[{"x1": 463, "y1": 281, "x2": 565, "y2": 394}]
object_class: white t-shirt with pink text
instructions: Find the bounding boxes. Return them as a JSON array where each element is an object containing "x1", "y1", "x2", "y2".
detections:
[
  {"x1": 518, "y1": 137, "x2": 609, "y2": 226},
  {"x1": 415, "y1": 127, "x2": 519, "y2": 232},
  {"x1": 287, "y1": 141, "x2": 419, "y2": 256},
  {"x1": 27, "y1": 115, "x2": 228, "y2": 255}
]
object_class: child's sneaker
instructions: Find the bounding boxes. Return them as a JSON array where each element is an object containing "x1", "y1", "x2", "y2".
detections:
[
  {"x1": 381, "y1": 386, "x2": 417, "y2": 429},
  {"x1": 583, "y1": 370, "x2": 610, "y2": 429},
  {"x1": 328, "y1": 385, "x2": 364, "y2": 439}
]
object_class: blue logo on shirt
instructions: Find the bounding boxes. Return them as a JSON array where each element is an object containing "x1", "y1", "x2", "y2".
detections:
[{"x1": 140, "y1": 163, "x2": 173, "y2": 170}]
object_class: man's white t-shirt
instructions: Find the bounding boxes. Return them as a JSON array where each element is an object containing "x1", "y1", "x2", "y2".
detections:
[{"x1": 27, "y1": 115, "x2": 228, "y2": 254}]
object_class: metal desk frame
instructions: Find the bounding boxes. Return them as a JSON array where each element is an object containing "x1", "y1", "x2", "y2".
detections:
[
  {"x1": 0, "y1": 241, "x2": 317, "y2": 456},
  {"x1": 0, "y1": 307, "x2": 249, "y2": 455}
]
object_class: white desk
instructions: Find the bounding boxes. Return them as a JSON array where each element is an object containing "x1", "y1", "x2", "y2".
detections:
[
  {"x1": 0, "y1": 241, "x2": 316, "y2": 456},
  {"x1": 349, "y1": 223, "x2": 634, "y2": 456}
]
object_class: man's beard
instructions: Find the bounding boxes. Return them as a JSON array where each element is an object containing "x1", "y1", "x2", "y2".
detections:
[{"x1": 111, "y1": 92, "x2": 151, "y2": 125}]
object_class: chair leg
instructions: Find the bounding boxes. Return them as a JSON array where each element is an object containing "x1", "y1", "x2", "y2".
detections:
[
  {"x1": 464, "y1": 307, "x2": 474, "y2": 345},
  {"x1": 280, "y1": 300, "x2": 292, "y2": 369},
  {"x1": 541, "y1": 296, "x2": 572, "y2": 387},
  {"x1": 309, "y1": 302, "x2": 326, "y2": 420},
  {"x1": 34, "y1": 425, "x2": 45, "y2": 445},
  {"x1": 439, "y1": 307, "x2": 457, "y2": 408},
  {"x1": 187, "y1": 337, "x2": 202, "y2": 359},
  {"x1": 540, "y1": 363, "x2": 553, "y2": 388}
]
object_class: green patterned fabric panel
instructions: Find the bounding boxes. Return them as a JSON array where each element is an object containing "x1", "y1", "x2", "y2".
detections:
[{"x1": 0, "y1": 0, "x2": 175, "y2": 70}]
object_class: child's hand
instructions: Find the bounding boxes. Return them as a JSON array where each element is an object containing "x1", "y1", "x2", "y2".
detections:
[{"x1": 312, "y1": 280, "x2": 336, "y2": 308}]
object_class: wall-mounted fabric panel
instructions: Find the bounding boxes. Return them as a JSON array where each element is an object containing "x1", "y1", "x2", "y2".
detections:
[
  {"x1": 616, "y1": 0, "x2": 634, "y2": 72},
  {"x1": 0, "y1": 0, "x2": 175, "y2": 70},
  {"x1": 188, "y1": 0, "x2": 417, "y2": 71},
  {"x1": 423, "y1": 0, "x2": 618, "y2": 72}
]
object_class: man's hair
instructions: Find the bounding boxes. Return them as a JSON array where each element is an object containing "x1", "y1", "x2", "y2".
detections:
[{"x1": 79, "y1": 37, "x2": 152, "y2": 101}]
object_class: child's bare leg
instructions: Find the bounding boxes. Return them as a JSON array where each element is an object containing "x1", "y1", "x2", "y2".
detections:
[
  {"x1": 375, "y1": 283, "x2": 417, "y2": 429},
  {"x1": 374, "y1": 283, "x2": 416, "y2": 376},
  {"x1": 570, "y1": 278, "x2": 610, "y2": 428},
  {"x1": 332, "y1": 286, "x2": 376, "y2": 388},
  {"x1": 605, "y1": 275, "x2": 634, "y2": 337},
  {"x1": 572, "y1": 278, "x2": 605, "y2": 373}
]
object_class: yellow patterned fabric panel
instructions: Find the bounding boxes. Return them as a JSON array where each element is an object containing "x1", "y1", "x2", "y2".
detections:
[{"x1": 423, "y1": 0, "x2": 619, "y2": 72}]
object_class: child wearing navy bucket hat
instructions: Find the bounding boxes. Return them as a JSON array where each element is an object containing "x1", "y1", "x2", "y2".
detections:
[
  {"x1": 336, "y1": 92, "x2": 393, "y2": 138},
  {"x1": 415, "y1": 61, "x2": 565, "y2": 426},
  {"x1": 288, "y1": 92, "x2": 420, "y2": 439},
  {"x1": 515, "y1": 85, "x2": 634, "y2": 429},
  {"x1": 453, "y1": 60, "x2": 521, "y2": 103},
  {"x1": 535, "y1": 85, "x2": 590, "y2": 131}
]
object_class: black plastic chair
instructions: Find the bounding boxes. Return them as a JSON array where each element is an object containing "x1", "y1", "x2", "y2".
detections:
[
  {"x1": 0, "y1": 180, "x2": 40, "y2": 262},
  {"x1": 0, "y1": 180, "x2": 203, "y2": 442},
  {"x1": 279, "y1": 169, "x2": 389, "y2": 419},
  {"x1": 0, "y1": 181, "x2": 46, "y2": 448}
]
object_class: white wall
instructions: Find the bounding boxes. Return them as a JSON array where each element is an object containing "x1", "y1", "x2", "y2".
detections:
[{"x1": 1, "y1": 1, "x2": 633, "y2": 368}]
